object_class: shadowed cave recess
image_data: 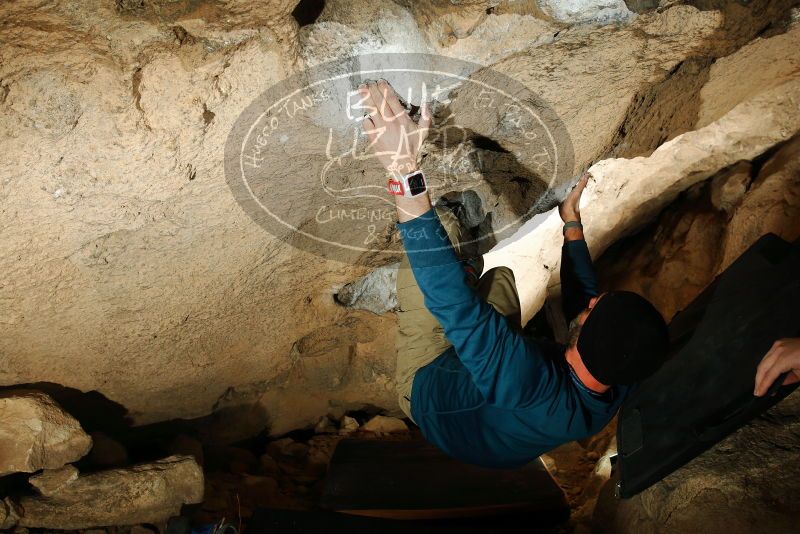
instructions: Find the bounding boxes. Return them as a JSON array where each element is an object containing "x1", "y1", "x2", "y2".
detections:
[{"x1": 1, "y1": 0, "x2": 799, "y2": 532}]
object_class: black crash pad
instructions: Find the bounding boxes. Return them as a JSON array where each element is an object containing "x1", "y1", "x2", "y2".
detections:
[
  {"x1": 616, "y1": 234, "x2": 800, "y2": 498},
  {"x1": 320, "y1": 438, "x2": 569, "y2": 522}
]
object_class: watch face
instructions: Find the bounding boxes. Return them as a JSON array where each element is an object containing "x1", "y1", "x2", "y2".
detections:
[{"x1": 407, "y1": 172, "x2": 426, "y2": 196}]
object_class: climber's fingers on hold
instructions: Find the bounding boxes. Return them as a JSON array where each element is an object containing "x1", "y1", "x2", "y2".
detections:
[
  {"x1": 566, "y1": 173, "x2": 590, "y2": 206},
  {"x1": 574, "y1": 172, "x2": 591, "y2": 193},
  {"x1": 365, "y1": 82, "x2": 391, "y2": 123},
  {"x1": 358, "y1": 83, "x2": 385, "y2": 129},
  {"x1": 377, "y1": 79, "x2": 404, "y2": 121},
  {"x1": 362, "y1": 116, "x2": 380, "y2": 143}
]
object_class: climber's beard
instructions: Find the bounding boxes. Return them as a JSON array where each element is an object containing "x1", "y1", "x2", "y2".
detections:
[{"x1": 567, "y1": 314, "x2": 584, "y2": 348}]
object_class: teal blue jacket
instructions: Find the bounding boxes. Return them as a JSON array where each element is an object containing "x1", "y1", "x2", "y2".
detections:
[{"x1": 398, "y1": 208, "x2": 631, "y2": 468}]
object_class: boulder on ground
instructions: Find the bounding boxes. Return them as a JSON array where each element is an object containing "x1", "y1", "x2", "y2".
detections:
[
  {"x1": 361, "y1": 415, "x2": 409, "y2": 434},
  {"x1": 339, "y1": 416, "x2": 360, "y2": 434},
  {"x1": 0, "y1": 391, "x2": 92, "y2": 476},
  {"x1": 28, "y1": 464, "x2": 79, "y2": 495},
  {"x1": 17, "y1": 455, "x2": 203, "y2": 530},
  {"x1": 314, "y1": 416, "x2": 338, "y2": 434}
]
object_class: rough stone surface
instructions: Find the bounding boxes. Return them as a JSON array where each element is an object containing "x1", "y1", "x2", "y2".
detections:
[
  {"x1": 335, "y1": 263, "x2": 399, "y2": 314},
  {"x1": 718, "y1": 136, "x2": 800, "y2": 271},
  {"x1": 537, "y1": 0, "x2": 634, "y2": 24},
  {"x1": 597, "y1": 190, "x2": 727, "y2": 322},
  {"x1": 485, "y1": 75, "x2": 800, "y2": 322},
  {"x1": 28, "y1": 465, "x2": 80, "y2": 495},
  {"x1": 599, "y1": 136, "x2": 800, "y2": 320},
  {"x1": 339, "y1": 415, "x2": 360, "y2": 434},
  {"x1": 259, "y1": 453, "x2": 280, "y2": 476},
  {"x1": 0, "y1": 0, "x2": 797, "y2": 438},
  {"x1": 484, "y1": 5, "x2": 723, "y2": 173},
  {"x1": 314, "y1": 415, "x2": 338, "y2": 434},
  {"x1": 360, "y1": 415, "x2": 409, "y2": 433},
  {"x1": 594, "y1": 22, "x2": 800, "y2": 320},
  {"x1": 267, "y1": 437, "x2": 309, "y2": 460},
  {"x1": 437, "y1": 12, "x2": 560, "y2": 65},
  {"x1": 697, "y1": 24, "x2": 800, "y2": 128},
  {"x1": 601, "y1": 391, "x2": 800, "y2": 533},
  {"x1": 16, "y1": 455, "x2": 203, "y2": 530},
  {"x1": 0, "y1": 392, "x2": 92, "y2": 476},
  {"x1": 710, "y1": 162, "x2": 751, "y2": 214},
  {"x1": 0, "y1": 498, "x2": 21, "y2": 530}
]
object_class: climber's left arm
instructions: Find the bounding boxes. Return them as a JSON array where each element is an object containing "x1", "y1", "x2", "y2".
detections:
[{"x1": 558, "y1": 173, "x2": 600, "y2": 324}]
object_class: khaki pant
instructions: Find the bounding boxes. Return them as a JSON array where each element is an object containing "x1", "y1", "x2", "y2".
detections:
[{"x1": 395, "y1": 206, "x2": 522, "y2": 422}]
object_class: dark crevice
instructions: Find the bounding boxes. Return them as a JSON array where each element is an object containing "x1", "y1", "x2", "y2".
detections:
[
  {"x1": 471, "y1": 134, "x2": 509, "y2": 153},
  {"x1": 131, "y1": 66, "x2": 151, "y2": 131},
  {"x1": 0, "y1": 80, "x2": 9, "y2": 104},
  {"x1": 291, "y1": 0, "x2": 325, "y2": 27},
  {"x1": 202, "y1": 103, "x2": 215, "y2": 127},
  {"x1": 423, "y1": 101, "x2": 559, "y2": 245},
  {"x1": 747, "y1": 134, "x2": 800, "y2": 179},
  {"x1": 172, "y1": 25, "x2": 196, "y2": 46},
  {"x1": 607, "y1": 56, "x2": 713, "y2": 160},
  {"x1": 131, "y1": 67, "x2": 143, "y2": 112}
]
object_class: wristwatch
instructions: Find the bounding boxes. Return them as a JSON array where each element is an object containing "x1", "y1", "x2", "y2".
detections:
[{"x1": 388, "y1": 170, "x2": 427, "y2": 197}]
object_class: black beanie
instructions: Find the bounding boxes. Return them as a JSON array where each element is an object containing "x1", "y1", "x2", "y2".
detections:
[{"x1": 576, "y1": 291, "x2": 669, "y2": 385}]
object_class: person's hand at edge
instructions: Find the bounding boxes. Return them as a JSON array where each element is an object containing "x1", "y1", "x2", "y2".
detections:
[{"x1": 754, "y1": 337, "x2": 800, "y2": 396}]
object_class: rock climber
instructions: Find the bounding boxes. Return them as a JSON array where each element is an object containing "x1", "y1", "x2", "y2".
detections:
[{"x1": 357, "y1": 79, "x2": 670, "y2": 468}]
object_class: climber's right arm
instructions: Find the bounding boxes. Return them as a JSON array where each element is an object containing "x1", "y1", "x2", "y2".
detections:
[{"x1": 359, "y1": 80, "x2": 555, "y2": 406}]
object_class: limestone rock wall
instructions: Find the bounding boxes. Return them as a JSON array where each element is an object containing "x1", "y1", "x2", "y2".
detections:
[
  {"x1": 597, "y1": 24, "x2": 800, "y2": 320},
  {"x1": 1, "y1": 0, "x2": 798, "y2": 437},
  {"x1": 597, "y1": 135, "x2": 800, "y2": 321},
  {"x1": 0, "y1": 392, "x2": 92, "y2": 476},
  {"x1": 482, "y1": 28, "x2": 800, "y2": 323}
]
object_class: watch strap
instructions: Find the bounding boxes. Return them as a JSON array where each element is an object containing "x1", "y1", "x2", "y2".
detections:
[
  {"x1": 388, "y1": 170, "x2": 426, "y2": 198},
  {"x1": 563, "y1": 220, "x2": 583, "y2": 235},
  {"x1": 387, "y1": 177, "x2": 405, "y2": 196}
]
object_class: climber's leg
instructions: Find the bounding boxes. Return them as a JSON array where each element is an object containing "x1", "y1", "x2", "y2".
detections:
[
  {"x1": 475, "y1": 266, "x2": 523, "y2": 332},
  {"x1": 395, "y1": 205, "x2": 463, "y2": 422}
]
